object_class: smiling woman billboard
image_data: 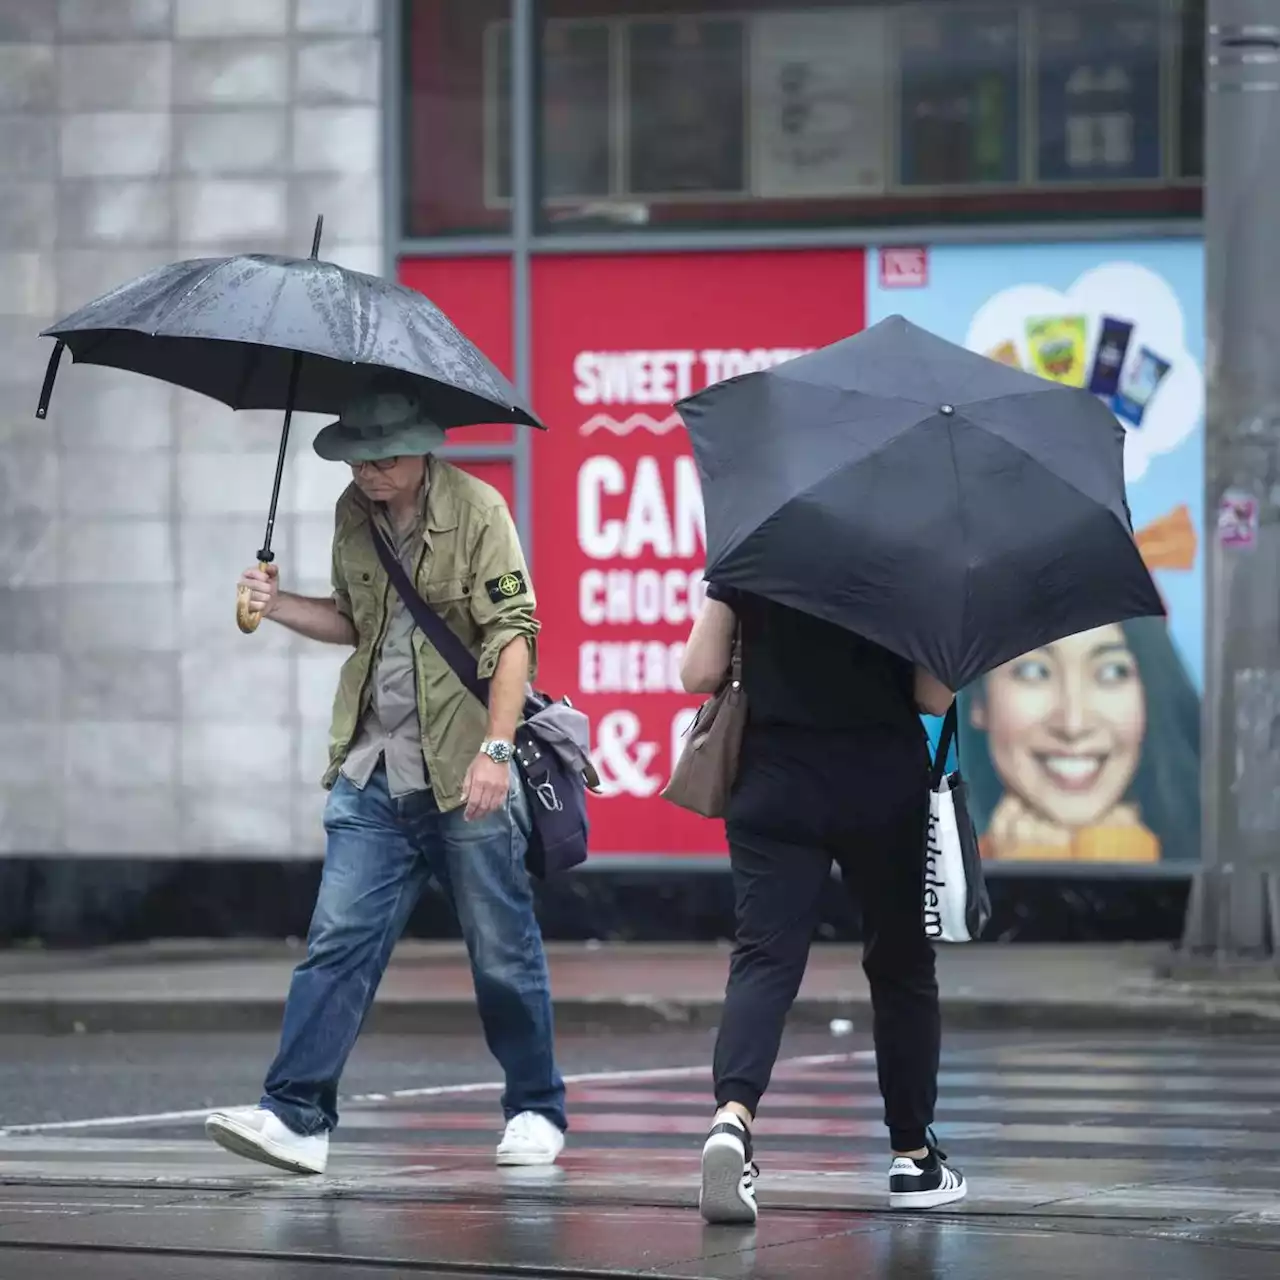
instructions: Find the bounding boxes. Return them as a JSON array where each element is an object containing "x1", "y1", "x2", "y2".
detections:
[
  {"x1": 960, "y1": 618, "x2": 1201, "y2": 864},
  {"x1": 871, "y1": 240, "x2": 1205, "y2": 866}
]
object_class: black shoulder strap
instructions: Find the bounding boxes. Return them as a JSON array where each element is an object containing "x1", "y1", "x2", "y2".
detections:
[
  {"x1": 930, "y1": 701, "x2": 960, "y2": 791},
  {"x1": 370, "y1": 524, "x2": 491, "y2": 707}
]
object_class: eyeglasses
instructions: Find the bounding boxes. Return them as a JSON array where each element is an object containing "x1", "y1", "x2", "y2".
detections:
[{"x1": 351, "y1": 457, "x2": 402, "y2": 473}]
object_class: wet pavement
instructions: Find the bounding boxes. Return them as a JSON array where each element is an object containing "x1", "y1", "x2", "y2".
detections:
[
  {"x1": 2, "y1": 1196, "x2": 1277, "y2": 1279},
  {"x1": 0, "y1": 1027, "x2": 728, "y2": 1127},
  {"x1": 0, "y1": 1031, "x2": 1278, "y2": 1276}
]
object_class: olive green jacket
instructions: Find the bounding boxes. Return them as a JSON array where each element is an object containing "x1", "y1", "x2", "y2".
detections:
[{"x1": 323, "y1": 458, "x2": 539, "y2": 813}]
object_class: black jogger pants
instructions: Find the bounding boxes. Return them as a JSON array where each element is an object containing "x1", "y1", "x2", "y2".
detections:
[{"x1": 712, "y1": 726, "x2": 939, "y2": 1153}]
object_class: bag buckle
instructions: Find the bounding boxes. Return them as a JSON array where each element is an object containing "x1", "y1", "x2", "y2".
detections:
[{"x1": 534, "y1": 781, "x2": 563, "y2": 813}]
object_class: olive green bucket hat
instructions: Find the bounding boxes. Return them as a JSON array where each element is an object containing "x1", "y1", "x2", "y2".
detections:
[{"x1": 313, "y1": 382, "x2": 447, "y2": 463}]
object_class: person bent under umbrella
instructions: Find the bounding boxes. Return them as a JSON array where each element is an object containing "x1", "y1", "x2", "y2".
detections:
[
  {"x1": 680, "y1": 589, "x2": 966, "y2": 1224},
  {"x1": 205, "y1": 383, "x2": 567, "y2": 1174}
]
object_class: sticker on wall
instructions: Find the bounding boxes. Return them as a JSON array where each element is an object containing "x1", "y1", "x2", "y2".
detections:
[
  {"x1": 879, "y1": 246, "x2": 929, "y2": 289},
  {"x1": 1217, "y1": 489, "x2": 1259, "y2": 550}
]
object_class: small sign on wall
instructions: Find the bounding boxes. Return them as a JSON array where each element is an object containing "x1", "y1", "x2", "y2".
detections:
[
  {"x1": 879, "y1": 247, "x2": 929, "y2": 289},
  {"x1": 1217, "y1": 488, "x2": 1259, "y2": 550}
]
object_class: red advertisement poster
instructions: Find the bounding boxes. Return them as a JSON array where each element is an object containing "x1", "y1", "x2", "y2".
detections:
[
  {"x1": 398, "y1": 256, "x2": 515, "y2": 444},
  {"x1": 531, "y1": 250, "x2": 867, "y2": 856},
  {"x1": 398, "y1": 256, "x2": 517, "y2": 513}
]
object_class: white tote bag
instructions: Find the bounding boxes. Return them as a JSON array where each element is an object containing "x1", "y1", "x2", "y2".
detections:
[{"x1": 924, "y1": 704, "x2": 991, "y2": 944}]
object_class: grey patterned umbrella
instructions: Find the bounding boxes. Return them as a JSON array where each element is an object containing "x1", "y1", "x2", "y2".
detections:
[
  {"x1": 37, "y1": 221, "x2": 540, "y2": 427},
  {"x1": 35, "y1": 218, "x2": 542, "y2": 633}
]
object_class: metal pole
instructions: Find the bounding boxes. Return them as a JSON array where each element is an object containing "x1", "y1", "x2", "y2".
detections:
[
  {"x1": 511, "y1": 0, "x2": 536, "y2": 569},
  {"x1": 1180, "y1": 1, "x2": 1280, "y2": 961}
]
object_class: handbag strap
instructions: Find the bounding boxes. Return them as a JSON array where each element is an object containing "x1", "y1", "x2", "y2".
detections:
[
  {"x1": 930, "y1": 701, "x2": 960, "y2": 791},
  {"x1": 370, "y1": 523, "x2": 495, "y2": 709},
  {"x1": 729, "y1": 625, "x2": 742, "y2": 685}
]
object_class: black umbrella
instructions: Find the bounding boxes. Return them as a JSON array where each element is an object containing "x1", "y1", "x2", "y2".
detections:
[
  {"x1": 35, "y1": 217, "x2": 542, "y2": 633},
  {"x1": 676, "y1": 314, "x2": 1164, "y2": 691}
]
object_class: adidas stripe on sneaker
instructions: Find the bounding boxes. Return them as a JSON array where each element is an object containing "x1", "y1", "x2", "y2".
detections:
[{"x1": 888, "y1": 1146, "x2": 967, "y2": 1210}]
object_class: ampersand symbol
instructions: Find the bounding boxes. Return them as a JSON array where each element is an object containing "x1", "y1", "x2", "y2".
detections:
[{"x1": 591, "y1": 711, "x2": 661, "y2": 798}]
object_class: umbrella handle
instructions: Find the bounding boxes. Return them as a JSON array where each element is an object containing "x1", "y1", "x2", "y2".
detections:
[{"x1": 235, "y1": 561, "x2": 271, "y2": 635}]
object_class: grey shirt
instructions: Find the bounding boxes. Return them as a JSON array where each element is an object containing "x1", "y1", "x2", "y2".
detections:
[{"x1": 340, "y1": 499, "x2": 429, "y2": 799}]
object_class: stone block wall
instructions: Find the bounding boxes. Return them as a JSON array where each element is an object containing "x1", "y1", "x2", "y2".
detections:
[{"x1": 0, "y1": 0, "x2": 384, "y2": 858}]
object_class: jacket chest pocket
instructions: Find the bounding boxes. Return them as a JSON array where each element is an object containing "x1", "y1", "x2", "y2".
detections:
[
  {"x1": 416, "y1": 576, "x2": 475, "y2": 645},
  {"x1": 341, "y1": 551, "x2": 384, "y2": 625},
  {"x1": 421, "y1": 576, "x2": 471, "y2": 606}
]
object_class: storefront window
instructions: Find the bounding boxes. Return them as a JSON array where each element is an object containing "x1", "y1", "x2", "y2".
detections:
[
  {"x1": 471, "y1": 0, "x2": 1202, "y2": 234},
  {"x1": 403, "y1": 0, "x2": 511, "y2": 237}
]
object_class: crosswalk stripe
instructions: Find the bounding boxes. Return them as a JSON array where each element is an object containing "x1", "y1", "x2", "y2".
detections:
[
  {"x1": 944, "y1": 1050, "x2": 1280, "y2": 1071},
  {"x1": 5, "y1": 1039, "x2": 1277, "y2": 1171},
  {"x1": 315, "y1": 1042, "x2": 1280, "y2": 1158},
  {"x1": 603, "y1": 1070, "x2": 1280, "y2": 1099},
  {"x1": 558, "y1": 1088, "x2": 1275, "y2": 1120}
]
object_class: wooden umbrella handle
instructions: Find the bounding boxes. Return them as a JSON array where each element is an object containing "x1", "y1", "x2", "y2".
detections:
[{"x1": 236, "y1": 561, "x2": 271, "y2": 635}]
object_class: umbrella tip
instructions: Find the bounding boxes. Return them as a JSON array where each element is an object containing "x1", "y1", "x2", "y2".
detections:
[{"x1": 310, "y1": 214, "x2": 324, "y2": 259}]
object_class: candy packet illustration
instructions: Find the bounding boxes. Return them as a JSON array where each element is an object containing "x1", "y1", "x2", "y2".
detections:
[
  {"x1": 1025, "y1": 315, "x2": 1088, "y2": 386},
  {"x1": 985, "y1": 340, "x2": 1022, "y2": 369},
  {"x1": 1087, "y1": 316, "x2": 1134, "y2": 398},
  {"x1": 1112, "y1": 346, "x2": 1171, "y2": 427}
]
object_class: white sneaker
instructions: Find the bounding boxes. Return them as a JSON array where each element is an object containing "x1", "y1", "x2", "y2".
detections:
[
  {"x1": 205, "y1": 1106, "x2": 329, "y2": 1176},
  {"x1": 495, "y1": 1111, "x2": 565, "y2": 1166},
  {"x1": 888, "y1": 1144, "x2": 967, "y2": 1210},
  {"x1": 699, "y1": 1115, "x2": 758, "y2": 1225}
]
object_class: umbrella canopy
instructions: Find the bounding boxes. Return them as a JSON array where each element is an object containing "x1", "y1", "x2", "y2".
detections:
[
  {"x1": 39, "y1": 251, "x2": 542, "y2": 429},
  {"x1": 34, "y1": 218, "x2": 543, "y2": 636},
  {"x1": 677, "y1": 315, "x2": 1164, "y2": 691}
]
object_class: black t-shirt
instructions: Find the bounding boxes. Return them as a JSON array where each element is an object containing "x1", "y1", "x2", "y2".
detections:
[{"x1": 706, "y1": 583, "x2": 921, "y2": 738}]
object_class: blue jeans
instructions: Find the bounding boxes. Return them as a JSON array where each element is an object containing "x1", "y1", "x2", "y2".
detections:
[{"x1": 261, "y1": 764, "x2": 566, "y2": 1136}]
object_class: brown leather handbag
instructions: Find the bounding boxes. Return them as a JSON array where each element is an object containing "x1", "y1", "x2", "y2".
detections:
[{"x1": 661, "y1": 630, "x2": 747, "y2": 818}]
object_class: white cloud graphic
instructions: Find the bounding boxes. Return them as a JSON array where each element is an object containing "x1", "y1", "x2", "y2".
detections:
[{"x1": 964, "y1": 262, "x2": 1203, "y2": 482}]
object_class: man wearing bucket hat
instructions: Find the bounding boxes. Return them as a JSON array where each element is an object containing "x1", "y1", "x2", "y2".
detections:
[{"x1": 205, "y1": 380, "x2": 567, "y2": 1176}]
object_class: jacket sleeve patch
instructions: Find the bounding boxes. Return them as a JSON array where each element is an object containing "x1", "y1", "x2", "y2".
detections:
[{"x1": 486, "y1": 570, "x2": 527, "y2": 603}]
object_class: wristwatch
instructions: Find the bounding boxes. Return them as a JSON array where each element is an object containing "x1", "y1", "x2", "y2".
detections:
[{"x1": 480, "y1": 738, "x2": 514, "y2": 764}]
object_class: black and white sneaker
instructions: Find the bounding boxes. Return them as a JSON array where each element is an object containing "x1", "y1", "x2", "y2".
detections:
[
  {"x1": 888, "y1": 1139, "x2": 967, "y2": 1211},
  {"x1": 699, "y1": 1116, "x2": 758, "y2": 1225}
]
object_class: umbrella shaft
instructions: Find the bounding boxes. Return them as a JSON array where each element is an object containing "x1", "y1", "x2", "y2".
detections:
[{"x1": 258, "y1": 351, "x2": 304, "y2": 561}]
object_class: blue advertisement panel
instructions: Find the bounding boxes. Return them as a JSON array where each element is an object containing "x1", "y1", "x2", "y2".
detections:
[{"x1": 869, "y1": 241, "x2": 1204, "y2": 866}]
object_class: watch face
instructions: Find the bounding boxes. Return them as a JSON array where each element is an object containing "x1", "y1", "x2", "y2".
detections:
[{"x1": 486, "y1": 740, "x2": 513, "y2": 763}]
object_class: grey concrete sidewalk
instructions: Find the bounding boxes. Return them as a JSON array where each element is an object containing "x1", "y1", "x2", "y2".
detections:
[{"x1": 0, "y1": 941, "x2": 1277, "y2": 1034}]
